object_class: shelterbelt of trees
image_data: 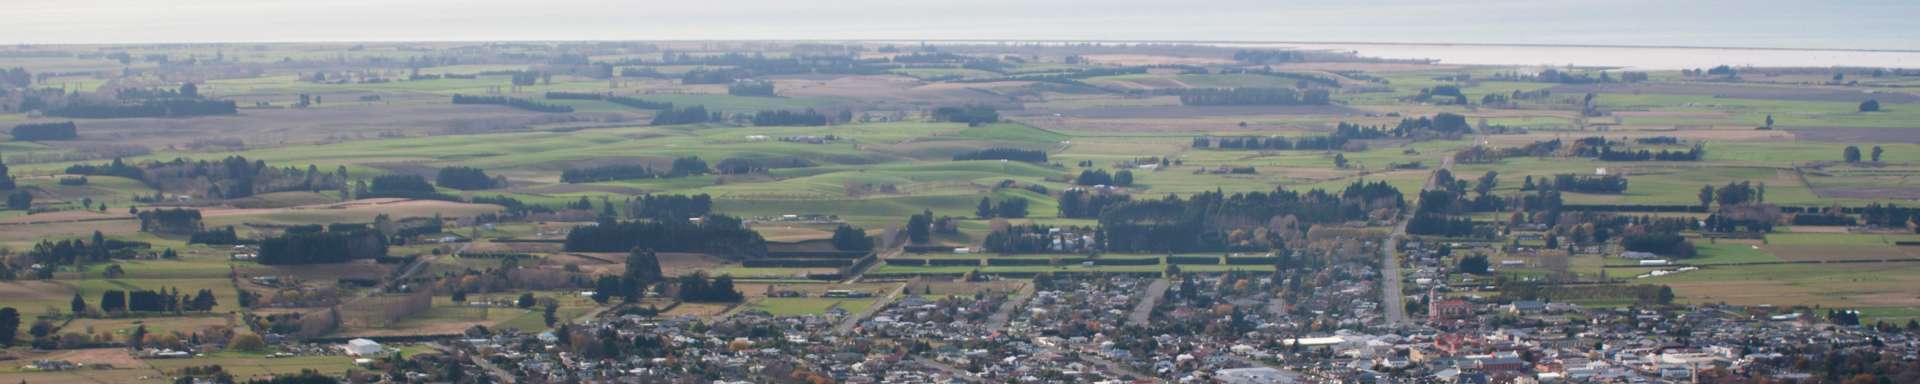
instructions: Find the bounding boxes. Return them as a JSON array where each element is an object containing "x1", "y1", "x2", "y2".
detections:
[{"x1": 66, "y1": 156, "x2": 349, "y2": 200}]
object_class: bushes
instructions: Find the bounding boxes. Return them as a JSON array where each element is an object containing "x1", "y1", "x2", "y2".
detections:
[
  {"x1": 1457, "y1": 254, "x2": 1490, "y2": 274},
  {"x1": 1790, "y1": 213, "x2": 1856, "y2": 226},
  {"x1": 1621, "y1": 232, "x2": 1696, "y2": 258},
  {"x1": 727, "y1": 80, "x2": 776, "y2": 97},
  {"x1": 1548, "y1": 174, "x2": 1629, "y2": 194},
  {"x1": 952, "y1": 148, "x2": 1047, "y2": 163},
  {"x1": 138, "y1": 208, "x2": 203, "y2": 234},
  {"x1": 742, "y1": 259, "x2": 850, "y2": 268},
  {"x1": 435, "y1": 166, "x2": 498, "y2": 190},
  {"x1": 10, "y1": 122, "x2": 77, "y2": 141}
]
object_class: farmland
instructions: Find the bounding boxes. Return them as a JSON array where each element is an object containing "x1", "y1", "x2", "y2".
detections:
[{"x1": 0, "y1": 39, "x2": 1918, "y2": 382}]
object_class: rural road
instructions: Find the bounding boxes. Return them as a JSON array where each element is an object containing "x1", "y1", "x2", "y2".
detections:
[
  {"x1": 1126, "y1": 279, "x2": 1170, "y2": 326},
  {"x1": 1381, "y1": 127, "x2": 1483, "y2": 328}
]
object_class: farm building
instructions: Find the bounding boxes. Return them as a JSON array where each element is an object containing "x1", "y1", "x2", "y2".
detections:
[{"x1": 343, "y1": 338, "x2": 383, "y2": 356}]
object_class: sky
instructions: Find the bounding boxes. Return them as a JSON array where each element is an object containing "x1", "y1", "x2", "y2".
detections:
[{"x1": 9, "y1": 0, "x2": 1919, "y2": 50}]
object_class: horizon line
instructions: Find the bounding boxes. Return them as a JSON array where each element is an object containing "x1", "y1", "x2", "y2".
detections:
[{"x1": 7, "y1": 38, "x2": 1918, "y2": 54}]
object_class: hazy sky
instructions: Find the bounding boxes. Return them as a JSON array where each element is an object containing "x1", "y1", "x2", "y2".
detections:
[{"x1": 10, "y1": 0, "x2": 1918, "y2": 50}]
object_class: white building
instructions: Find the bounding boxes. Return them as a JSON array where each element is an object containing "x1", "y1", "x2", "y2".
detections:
[{"x1": 343, "y1": 338, "x2": 383, "y2": 356}]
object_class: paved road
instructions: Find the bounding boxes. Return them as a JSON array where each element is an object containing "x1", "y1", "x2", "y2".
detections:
[
  {"x1": 986, "y1": 282, "x2": 1037, "y2": 332},
  {"x1": 431, "y1": 342, "x2": 516, "y2": 384},
  {"x1": 1126, "y1": 279, "x2": 1169, "y2": 326},
  {"x1": 913, "y1": 357, "x2": 983, "y2": 383},
  {"x1": 834, "y1": 283, "x2": 906, "y2": 335},
  {"x1": 1381, "y1": 128, "x2": 1483, "y2": 328}
]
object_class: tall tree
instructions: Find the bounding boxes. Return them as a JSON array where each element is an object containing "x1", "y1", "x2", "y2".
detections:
[
  {"x1": 0, "y1": 307, "x2": 18, "y2": 347},
  {"x1": 70, "y1": 293, "x2": 87, "y2": 317},
  {"x1": 1844, "y1": 146, "x2": 1863, "y2": 163},
  {"x1": 101, "y1": 290, "x2": 126, "y2": 313},
  {"x1": 1872, "y1": 145, "x2": 1884, "y2": 163},
  {"x1": 1698, "y1": 185, "x2": 1715, "y2": 210},
  {"x1": 976, "y1": 197, "x2": 994, "y2": 219},
  {"x1": 907, "y1": 209, "x2": 932, "y2": 243},
  {"x1": 831, "y1": 225, "x2": 874, "y2": 251},
  {"x1": 623, "y1": 248, "x2": 662, "y2": 301}
]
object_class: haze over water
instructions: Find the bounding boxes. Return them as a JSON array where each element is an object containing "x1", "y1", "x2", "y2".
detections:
[{"x1": 9, "y1": 0, "x2": 1920, "y2": 68}]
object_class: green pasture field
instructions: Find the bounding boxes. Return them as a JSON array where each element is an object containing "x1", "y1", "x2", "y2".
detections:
[
  {"x1": 146, "y1": 355, "x2": 359, "y2": 380},
  {"x1": 1621, "y1": 260, "x2": 1920, "y2": 323}
]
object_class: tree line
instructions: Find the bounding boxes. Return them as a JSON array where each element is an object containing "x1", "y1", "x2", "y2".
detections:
[
  {"x1": 952, "y1": 148, "x2": 1047, "y2": 163},
  {"x1": 47, "y1": 99, "x2": 237, "y2": 118},
  {"x1": 10, "y1": 121, "x2": 77, "y2": 141},
  {"x1": 67, "y1": 156, "x2": 347, "y2": 200},
  {"x1": 1098, "y1": 181, "x2": 1404, "y2": 252},
  {"x1": 1590, "y1": 144, "x2": 1705, "y2": 161},
  {"x1": 932, "y1": 106, "x2": 999, "y2": 125},
  {"x1": 563, "y1": 215, "x2": 767, "y2": 259},
  {"x1": 626, "y1": 194, "x2": 714, "y2": 220},
  {"x1": 435, "y1": 166, "x2": 500, "y2": 190},
  {"x1": 561, "y1": 164, "x2": 655, "y2": 183},
  {"x1": 749, "y1": 109, "x2": 831, "y2": 126},
  {"x1": 650, "y1": 106, "x2": 721, "y2": 125},
  {"x1": 1056, "y1": 189, "x2": 1131, "y2": 218},
  {"x1": 91, "y1": 288, "x2": 218, "y2": 313},
  {"x1": 358, "y1": 174, "x2": 441, "y2": 199},
  {"x1": 1073, "y1": 169, "x2": 1134, "y2": 186},
  {"x1": 607, "y1": 96, "x2": 673, "y2": 110},
  {"x1": 1539, "y1": 174, "x2": 1629, "y2": 194},
  {"x1": 451, "y1": 94, "x2": 573, "y2": 113},
  {"x1": 1176, "y1": 88, "x2": 1330, "y2": 106},
  {"x1": 975, "y1": 197, "x2": 1030, "y2": 219},
  {"x1": 544, "y1": 91, "x2": 603, "y2": 100},
  {"x1": 257, "y1": 227, "x2": 388, "y2": 265}
]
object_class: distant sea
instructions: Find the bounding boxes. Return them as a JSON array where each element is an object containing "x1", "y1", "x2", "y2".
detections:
[{"x1": 1247, "y1": 42, "x2": 1920, "y2": 70}]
